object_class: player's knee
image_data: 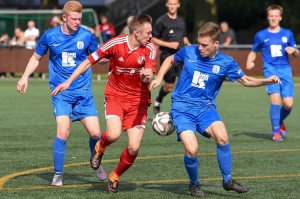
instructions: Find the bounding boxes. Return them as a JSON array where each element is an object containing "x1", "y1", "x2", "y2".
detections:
[
  {"x1": 89, "y1": 130, "x2": 100, "y2": 140},
  {"x1": 215, "y1": 135, "x2": 228, "y2": 145},
  {"x1": 165, "y1": 84, "x2": 174, "y2": 93},
  {"x1": 283, "y1": 103, "x2": 293, "y2": 110},
  {"x1": 106, "y1": 133, "x2": 119, "y2": 143},
  {"x1": 57, "y1": 131, "x2": 69, "y2": 140},
  {"x1": 127, "y1": 145, "x2": 139, "y2": 155},
  {"x1": 186, "y1": 148, "x2": 198, "y2": 157}
]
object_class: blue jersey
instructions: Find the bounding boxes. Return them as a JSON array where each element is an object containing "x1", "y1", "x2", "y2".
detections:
[
  {"x1": 35, "y1": 26, "x2": 98, "y2": 91},
  {"x1": 172, "y1": 45, "x2": 245, "y2": 107},
  {"x1": 252, "y1": 27, "x2": 297, "y2": 67}
]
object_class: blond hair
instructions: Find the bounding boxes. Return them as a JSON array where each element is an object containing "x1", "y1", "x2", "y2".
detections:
[
  {"x1": 128, "y1": 13, "x2": 152, "y2": 34},
  {"x1": 197, "y1": 22, "x2": 220, "y2": 42},
  {"x1": 63, "y1": 1, "x2": 82, "y2": 16},
  {"x1": 266, "y1": 5, "x2": 283, "y2": 16}
]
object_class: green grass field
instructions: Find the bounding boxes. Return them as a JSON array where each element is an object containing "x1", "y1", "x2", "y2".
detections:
[{"x1": 0, "y1": 79, "x2": 299, "y2": 199}]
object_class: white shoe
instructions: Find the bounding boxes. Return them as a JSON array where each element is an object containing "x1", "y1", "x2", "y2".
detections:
[
  {"x1": 51, "y1": 173, "x2": 63, "y2": 186},
  {"x1": 96, "y1": 165, "x2": 107, "y2": 181}
]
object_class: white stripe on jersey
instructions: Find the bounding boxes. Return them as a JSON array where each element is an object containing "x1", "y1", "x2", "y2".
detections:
[
  {"x1": 100, "y1": 37, "x2": 127, "y2": 52},
  {"x1": 146, "y1": 42, "x2": 156, "y2": 60}
]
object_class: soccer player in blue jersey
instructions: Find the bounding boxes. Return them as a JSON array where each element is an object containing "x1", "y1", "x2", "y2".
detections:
[
  {"x1": 16, "y1": 1, "x2": 107, "y2": 186},
  {"x1": 246, "y1": 5, "x2": 299, "y2": 142},
  {"x1": 150, "y1": 22, "x2": 281, "y2": 197}
]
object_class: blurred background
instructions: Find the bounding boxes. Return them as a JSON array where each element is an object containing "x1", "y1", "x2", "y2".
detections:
[{"x1": 1, "y1": 0, "x2": 300, "y2": 78}]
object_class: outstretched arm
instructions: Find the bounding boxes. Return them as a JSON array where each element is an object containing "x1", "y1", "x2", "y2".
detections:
[
  {"x1": 51, "y1": 59, "x2": 92, "y2": 95},
  {"x1": 17, "y1": 52, "x2": 42, "y2": 94},
  {"x1": 149, "y1": 55, "x2": 175, "y2": 90},
  {"x1": 237, "y1": 75, "x2": 281, "y2": 87},
  {"x1": 285, "y1": 46, "x2": 300, "y2": 57},
  {"x1": 246, "y1": 51, "x2": 257, "y2": 70}
]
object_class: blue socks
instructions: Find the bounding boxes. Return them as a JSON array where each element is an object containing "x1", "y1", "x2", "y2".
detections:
[
  {"x1": 53, "y1": 136, "x2": 67, "y2": 174},
  {"x1": 217, "y1": 143, "x2": 232, "y2": 183},
  {"x1": 184, "y1": 154, "x2": 199, "y2": 184},
  {"x1": 89, "y1": 137, "x2": 99, "y2": 155},
  {"x1": 280, "y1": 106, "x2": 291, "y2": 124},
  {"x1": 270, "y1": 104, "x2": 280, "y2": 133}
]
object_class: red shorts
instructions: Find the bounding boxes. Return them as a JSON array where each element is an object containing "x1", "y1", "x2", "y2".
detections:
[{"x1": 104, "y1": 97, "x2": 148, "y2": 131}]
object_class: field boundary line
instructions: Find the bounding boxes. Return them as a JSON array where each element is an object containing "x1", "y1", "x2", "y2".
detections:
[
  {"x1": 1, "y1": 173, "x2": 300, "y2": 191},
  {"x1": 1, "y1": 148, "x2": 299, "y2": 190}
]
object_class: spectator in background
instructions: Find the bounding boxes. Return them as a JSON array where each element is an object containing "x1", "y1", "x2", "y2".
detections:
[
  {"x1": 95, "y1": 15, "x2": 116, "y2": 43},
  {"x1": 0, "y1": 33, "x2": 10, "y2": 47},
  {"x1": 24, "y1": 20, "x2": 40, "y2": 50},
  {"x1": 219, "y1": 21, "x2": 237, "y2": 47},
  {"x1": 50, "y1": 15, "x2": 63, "y2": 27},
  {"x1": 10, "y1": 27, "x2": 25, "y2": 47},
  {"x1": 120, "y1": 15, "x2": 133, "y2": 35}
]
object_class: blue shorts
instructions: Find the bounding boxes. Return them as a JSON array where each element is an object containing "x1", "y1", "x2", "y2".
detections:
[
  {"x1": 264, "y1": 65, "x2": 294, "y2": 98},
  {"x1": 170, "y1": 102, "x2": 222, "y2": 141},
  {"x1": 52, "y1": 90, "x2": 98, "y2": 122}
]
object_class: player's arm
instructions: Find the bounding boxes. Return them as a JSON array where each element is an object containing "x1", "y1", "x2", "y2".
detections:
[
  {"x1": 237, "y1": 75, "x2": 281, "y2": 87},
  {"x1": 17, "y1": 52, "x2": 42, "y2": 94},
  {"x1": 285, "y1": 46, "x2": 300, "y2": 57},
  {"x1": 51, "y1": 59, "x2": 92, "y2": 95},
  {"x1": 183, "y1": 36, "x2": 191, "y2": 46},
  {"x1": 246, "y1": 51, "x2": 257, "y2": 70},
  {"x1": 149, "y1": 55, "x2": 175, "y2": 90},
  {"x1": 151, "y1": 37, "x2": 179, "y2": 50}
]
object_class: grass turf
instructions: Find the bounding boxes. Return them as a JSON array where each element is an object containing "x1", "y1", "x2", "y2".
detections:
[{"x1": 0, "y1": 79, "x2": 299, "y2": 199}]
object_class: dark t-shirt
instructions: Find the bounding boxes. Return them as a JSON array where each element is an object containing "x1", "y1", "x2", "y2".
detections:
[
  {"x1": 152, "y1": 14, "x2": 187, "y2": 56},
  {"x1": 219, "y1": 28, "x2": 237, "y2": 45}
]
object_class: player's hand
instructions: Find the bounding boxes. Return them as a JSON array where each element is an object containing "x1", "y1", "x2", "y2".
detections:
[
  {"x1": 285, "y1": 46, "x2": 297, "y2": 55},
  {"x1": 17, "y1": 77, "x2": 28, "y2": 95},
  {"x1": 51, "y1": 81, "x2": 71, "y2": 95},
  {"x1": 148, "y1": 78, "x2": 162, "y2": 91},
  {"x1": 169, "y1": 42, "x2": 180, "y2": 50},
  {"x1": 98, "y1": 58, "x2": 110, "y2": 65},
  {"x1": 140, "y1": 68, "x2": 153, "y2": 83},
  {"x1": 246, "y1": 61, "x2": 255, "y2": 70},
  {"x1": 265, "y1": 75, "x2": 281, "y2": 85}
]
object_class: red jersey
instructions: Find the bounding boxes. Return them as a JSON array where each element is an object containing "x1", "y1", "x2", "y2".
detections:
[{"x1": 88, "y1": 35, "x2": 157, "y2": 105}]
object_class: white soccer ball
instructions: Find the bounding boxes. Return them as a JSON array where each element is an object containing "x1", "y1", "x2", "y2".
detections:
[{"x1": 152, "y1": 112, "x2": 175, "y2": 136}]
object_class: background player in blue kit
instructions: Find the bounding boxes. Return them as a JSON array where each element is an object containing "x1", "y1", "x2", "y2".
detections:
[
  {"x1": 149, "y1": 22, "x2": 281, "y2": 197},
  {"x1": 246, "y1": 5, "x2": 299, "y2": 142},
  {"x1": 16, "y1": 1, "x2": 107, "y2": 186}
]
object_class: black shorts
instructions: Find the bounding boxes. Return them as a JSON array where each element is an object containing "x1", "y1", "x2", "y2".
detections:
[{"x1": 160, "y1": 53, "x2": 183, "y2": 84}]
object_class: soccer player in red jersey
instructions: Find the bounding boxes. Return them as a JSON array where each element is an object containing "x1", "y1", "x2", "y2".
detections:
[{"x1": 51, "y1": 13, "x2": 157, "y2": 193}]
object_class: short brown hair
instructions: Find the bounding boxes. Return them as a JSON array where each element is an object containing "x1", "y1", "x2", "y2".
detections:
[
  {"x1": 266, "y1": 5, "x2": 283, "y2": 16},
  {"x1": 197, "y1": 22, "x2": 220, "y2": 42},
  {"x1": 128, "y1": 13, "x2": 152, "y2": 34},
  {"x1": 63, "y1": 1, "x2": 82, "y2": 16}
]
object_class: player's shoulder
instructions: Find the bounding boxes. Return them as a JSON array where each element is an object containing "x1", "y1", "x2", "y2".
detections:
[
  {"x1": 156, "y1": 14, "x2": 169, "y2": 23},
  {"x1": 145, "y1": 41, "x2": 157, "y2": 51},
  {"x1": 216, "y1": 51, "x2": 235, "y2": 63},
  {"x1": 100, "y1": 35, "x2": 127, "y2": 50},
  {"x1": 280, "y1": 27, "x2": 293, "y2": 35}
]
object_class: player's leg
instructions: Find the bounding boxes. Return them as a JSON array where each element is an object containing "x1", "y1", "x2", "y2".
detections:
[
  {"x1": 206, "y1": 121, "x2": 249, "y2": 194},
  {"x1": 107, "y1": 104, "x2": 148, "y2": 193},
  {"x1": 51, "y1": 92, "x2": 74, "y2": 186},
  {"x1": 90, "y1": 98, "x2": 123, "y2": 170},
  {"x1": 108, "y1": 126, "x2": 144, "y2": 193},
  {"x1": 279, "y1": 76, "x2": 294, "y2": 138},
  {"x1": 279, "y1": 97, "x2": 293, "y2": 138},
  {"x1": 269, "y1": 93, "x2": 283, "y2": 141},
  {"x1": 81, "y1": 116, "x2": 107, "y2": 181},
  {"x1": 51, "y1": 115, "x2": 71, "y2": 186},
  {"x1": 180, "y1": 130, "x2": 205, "y2": 197},
  {"x1": 171, "y1": 104, "x2": 205, "y2": 197}
]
